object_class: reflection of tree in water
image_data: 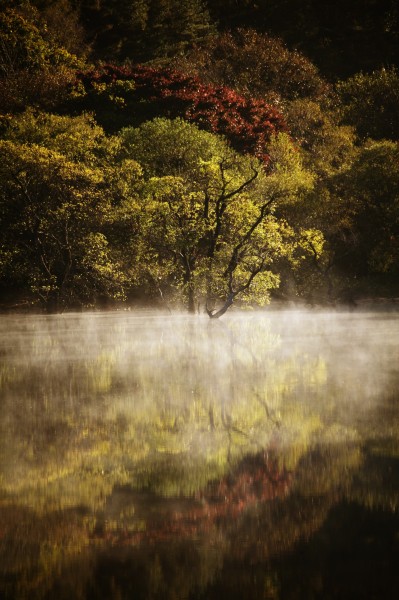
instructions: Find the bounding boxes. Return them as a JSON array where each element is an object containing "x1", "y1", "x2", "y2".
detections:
[
  {"x1": 95, "y1": 450, "x2": 292, "y2": 547},
  {"x1": 2, "y1": 437, "x2": 398, "y2": 600},
  {"x1": 0, "y1": 506, "x2": 93, "y2": 600},
  {"x1": 96, "y1": 436, "x2": 364, "y2": 555},
  {"x1": 1, "y1": 313, "x2": 399, "y2": 598}
]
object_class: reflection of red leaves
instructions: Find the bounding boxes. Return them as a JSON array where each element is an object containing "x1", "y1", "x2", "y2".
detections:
[
  {"x1": 76, "y1": 64, "x2": 286, "y2": 165},
  {"x1": 97, "y1": 451, "x2": 292, "y2": 547}
]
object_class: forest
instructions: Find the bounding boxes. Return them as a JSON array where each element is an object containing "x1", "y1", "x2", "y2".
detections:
[{"x1": 0, "y1": 0, "x2": 398, "y2": 314}]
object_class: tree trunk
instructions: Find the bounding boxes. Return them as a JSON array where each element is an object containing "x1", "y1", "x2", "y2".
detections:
[
  {"x1": 187, "y1": 280, "x2": 196, "y2": 313},
  {"x1": 206, "y1": 292, "x2": 235, "y2": 319}
]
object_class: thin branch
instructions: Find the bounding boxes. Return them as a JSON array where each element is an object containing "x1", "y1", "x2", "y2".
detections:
[{"x1": 224, "y1": 193, "x2": 277, "y2": 279}]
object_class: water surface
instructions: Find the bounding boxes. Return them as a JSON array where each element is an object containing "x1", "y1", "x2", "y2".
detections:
[{"x1": 0, "y1": 310, "x2": 398, "y2": 599}]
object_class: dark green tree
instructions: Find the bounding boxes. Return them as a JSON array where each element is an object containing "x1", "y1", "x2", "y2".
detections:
[
  {"x1": 336, "y1": 67, "x2": 399, "y2": 140},
  {"x1": 206, "y1": 0, "x2": 399, "y2": 78},
  {"x1": 78, "y1": 0, "x2": 216, "y2": 62},
  {"x1": 335, "y1": 140, "x2": 399, "y2": 283},
  {"x1": 172, "y1": 29, "x2": 328, "y2": 103}
]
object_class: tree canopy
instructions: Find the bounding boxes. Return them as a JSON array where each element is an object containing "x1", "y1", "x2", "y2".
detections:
[
  {"x1": 119, "y1": 118, "x2": 314, "y2": 314},
  {"x1": 0, "y1": 0, "x2": 398, "y2": 312}
]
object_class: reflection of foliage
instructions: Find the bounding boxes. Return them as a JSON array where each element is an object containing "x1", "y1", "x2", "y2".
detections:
[
  {"x1": 294, "y1": 437, "x2": 362, "y2": 498},
  {"x1": 95, "y1": 450, "x2": 292, "y2": 548},
  {"x1": 270, "y1": 501, "x2": 399, "y2": 600},
  {"x1": 0, "y1": 314, "x2": 325, "y2": 508},
  {"x1": 349, "y1": 454, "x2": 399, "y2": 512},
  {"x1": 0, "y1": 506, "x2": 92, "y2": 600},
  {"x1": 88, "y1": 538, "x2": 224, "y2": 600},
  {"x1": 0, "y1": 312, "x2": 398, "y2": 597}
]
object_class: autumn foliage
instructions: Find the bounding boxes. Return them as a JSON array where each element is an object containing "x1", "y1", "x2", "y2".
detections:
[
  {"x1": 75, "y1": 64, "x2": 287, "y2": 163},
  {"x1": 96, "y1": 451, "x2": 292, "y2": 547}
]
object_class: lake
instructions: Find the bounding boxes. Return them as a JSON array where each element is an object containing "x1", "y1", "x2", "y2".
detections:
[{"x1": 0, "y1": 310, "x2": 398, "y2": 599}]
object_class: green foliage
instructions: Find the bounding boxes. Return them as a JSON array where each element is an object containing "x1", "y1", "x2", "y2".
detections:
[
  {"x1": 119, "y1": 118, "x2": 314, "y2": 313},
  {"x1": 3, "y1": 108, "x2": 117, "y2": 165},
  {"x1": 0, "y1": 3, "x2": 85, "y2": 112},
  {"x1": 274, "y1": 99, "x2": 360, "y2": 303},
  {"x1": 78, "y1": 0, "x2": 216, "y2": 62},
  {"x1": 336, "y1": 67, "x2": 399, "y2": 140},
  {"x1": 0, "y1": 0, "x2": 399, "y2": 596},
  {"x1": 0, "y1": 112, "x2": 139, "y2": 310},
  {"x1": 172, "y1": 29, "x2": 328, "y2": 103},
  {"x1": 336, "y1": 140, "x2": 399, "y2": 277},
  {"x1": 0, "y1": 0, "x2": 396, "y2": 308}
]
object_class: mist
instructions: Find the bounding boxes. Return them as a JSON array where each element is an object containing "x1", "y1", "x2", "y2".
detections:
[
  {"x1": 1, "y1": 309, "x2": 399, "y2": 598},
  {"x1": 2, "y1": 309, "x2": 397, "y2": 462}
]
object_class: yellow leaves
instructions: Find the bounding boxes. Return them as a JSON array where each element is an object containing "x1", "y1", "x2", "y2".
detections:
[
  {"x1": 299, "y1": 228, "x2": 326, "y2": 258},
  {"x1": 264, "y1": 133, "x2": 315, "y2": 201},
  {"x1": 126, "y1": 121, "x2": 316, "y2": 310},
  {"x1": 4, "y1": 110, "x2": 119, "y2": 168},
  {"x1": 85, "y1": 350, "x2": 115, "y2": 394},
  {"x1": 0, "y1": 111, "x2": 327, "y2": 312},
  {"x1": 142, "y1": 176, "x2": 210, "y2": 243},
  {"x1": 240, "y1": 271, "x2": 280, "y2": 306},
  {"x1": 145, "y1": 175, "x2": 185, "y2": 199},
  {"x1": 0, "y1": 138, "x2": 105, "y2": 191}
]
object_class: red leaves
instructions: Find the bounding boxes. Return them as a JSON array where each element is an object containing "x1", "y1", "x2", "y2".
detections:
[
  {"x1": 76, "y1": 64, "x2": 286, "y2": 164},
  {"x1": 93, "y1": 451, "x2": 292, "y2": 547}
]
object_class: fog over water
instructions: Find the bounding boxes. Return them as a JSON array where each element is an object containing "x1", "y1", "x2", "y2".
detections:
[
  {"x1": 1, "y1": 309, "x2": 399, "y2": 599},
  {"x1": 3, "y1": 309, "x2": 397, "y2": 424}
]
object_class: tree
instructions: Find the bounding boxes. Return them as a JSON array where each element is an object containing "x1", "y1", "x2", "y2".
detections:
[
  {"x1": 39, "y1": 0, "x2": 89, "y2": 60},
  {"x1": 77, "y1": 0, "x2": 216, "y2": 62},
  {"x1": 73, "y1": 64, "x2": 286, "y2": 162},
  {"x1": 333, "y1": 140, "x2": 399, "y2": 284},
  {"x1": 336, "y1": 67, "x2": 399, "y2": 140},
  {"x1": 171, "y1": 29, "x2": 328, "y2": 104},
  {"x1": 269, "y1": 98, "x2": 361, "y2": 304},
  {"x1": 119, "y1": 118, "x2": 314, "y2": 315},
  {"x1": 0, "y1": 3, "x2": 84, "y2": 113},
  {"x1": 0, "y1": 112, "x2": 140, "y2": 311},
  {"x1": 287, "y1": 138, "x2": 399, "y2": 303},
  {"x1": 3, "y1": 108, "x2": 118, "y2": 166},
  {"x1": 207, "y1": 0, "x2": 399, "y2": 78},
  {"x1": 141, "y1": 0, "x2": 216, "y2": 61}
]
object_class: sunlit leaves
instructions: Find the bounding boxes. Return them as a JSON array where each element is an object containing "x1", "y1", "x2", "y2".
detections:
[
  {"x1": 119, "y1": 118, "x2": 314, "y2": 312},
  {"x1": 0, "y1": 136, "x2": 127, "y2": 310},
  {"x1": 3, "y1": 109, "x2": 117, "y2": 166},
  {"x1": 74, "y1": 63, "x2": 286, "y2": 160}
]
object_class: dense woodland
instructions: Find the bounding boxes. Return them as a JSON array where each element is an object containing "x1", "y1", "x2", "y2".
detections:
[{"x1": 0, "y1": 0, "x2": 398, "y2": 313}]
